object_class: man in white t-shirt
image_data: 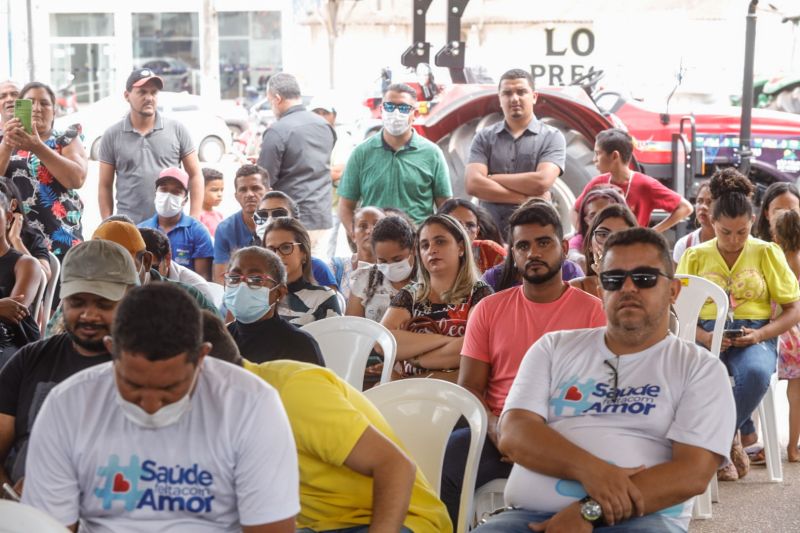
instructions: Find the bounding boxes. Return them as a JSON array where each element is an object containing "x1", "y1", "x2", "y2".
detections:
[
  {"x1": 22, "y1": 283, "x2": 299, "y2": 533},
  {"x1": 474, "y1": 228, "x2": 735, "y2": 533}
]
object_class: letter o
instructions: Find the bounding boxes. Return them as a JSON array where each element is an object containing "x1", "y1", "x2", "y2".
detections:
[
  {"x1": 186, "y1": 497, "x2": 206, "y2": 513},
  {"x1": 571, "y1": 29, "x2": 594, "y2": 57}
]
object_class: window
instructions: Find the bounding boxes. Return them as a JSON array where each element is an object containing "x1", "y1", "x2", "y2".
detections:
[
  {"x1": 219, "y1": 11, "x2": 282, "y2": 99},
  {"x1": 132, "y1": 12, "x2": 200, "y2": 93}
]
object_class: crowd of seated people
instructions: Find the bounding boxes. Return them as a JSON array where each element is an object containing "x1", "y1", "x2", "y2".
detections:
[{"x1": 1, "y1": 73, "x2": 799, "y2": 532}]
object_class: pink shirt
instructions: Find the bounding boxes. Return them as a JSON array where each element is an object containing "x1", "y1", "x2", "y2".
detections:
[
  {"x1": 462, "y1": 285, "x2": 606, "y2": 415},
  {"x1": 199, "y1": 209, "x2": 224, "y2": 237}
]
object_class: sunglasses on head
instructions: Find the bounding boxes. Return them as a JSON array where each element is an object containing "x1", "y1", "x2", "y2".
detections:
[
  {"x1": 599, "y1": 267, "x2": 672, "y2": 291},
  {"x1": 382, "y1": 101, "x2": 414, "y2": 114},
  {"x1": 253, "y1": 208, "x2": 289, "y2": 225}
]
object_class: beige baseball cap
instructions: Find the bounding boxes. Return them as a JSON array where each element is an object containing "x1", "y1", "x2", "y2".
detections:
[{"x1": 60, "y1": 240, "x2": 140, "y2": 301}]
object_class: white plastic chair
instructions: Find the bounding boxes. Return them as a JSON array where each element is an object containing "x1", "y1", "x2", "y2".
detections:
[
  {"x1": 757, "y1": 374, "x2": 783, "y2": 483},
  {"x1": 472, "y1": 478, "x2": 507, "y2": 526},
  {"x1": 0, "y1": 500, "x2": 70, "y2": 532},
  {"x1": 38, "y1": 252, "x2": 61, "y2": 331},
  {"x1": 206, "y1": 281, "x2": 225, "y2": 310},
  {"x1": 301, "y1": 316, "x2": 396, "y2": 390},
  {"x1": 674, "y1": 274, "x2": 729, "y2": 519},
  {"x1": 364, "y1": 379, "x2": 486, "y2": 533},
  {"x1": 28, "y1": 265, "x2": 46, "y2": 329}
]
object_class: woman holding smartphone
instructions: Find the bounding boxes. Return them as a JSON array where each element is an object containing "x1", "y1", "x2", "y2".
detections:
[
  {"x1": 0, "y1": 82, "x2": 87, "y2": 260},
  {"x1": 677, "y1": 168, "x2": 800, "y2": 481}
]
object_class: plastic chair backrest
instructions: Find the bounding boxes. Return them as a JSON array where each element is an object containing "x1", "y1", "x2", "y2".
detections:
[
  {"x1": 206, "y1": 282, "x2": 225, "y2": 310},
  {"x1": 364, "y1": 379, "x2": 486, "y2": 533},
  {"x1": 41, "y1": 252, "x2": 61, "y2": 325},
  {"x1": 301, "y1": 316, "x2": 396, "y2": 390},
  {"x1": 674, "y1": 274, "x2": 729, "y2": 356},
  {"x1": 0, "y1": 500, "x2": 70, "y2": 532},
  {"x1": 29, "y1": 265, "x2": 46, "y2": 327}
]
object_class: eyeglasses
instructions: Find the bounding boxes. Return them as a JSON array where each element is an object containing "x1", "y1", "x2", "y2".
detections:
[
  {"x1": 223, "y1": 273, "x2": 277, "y2": 289},
  {"x1": 253, "y1": 208, "x2": 290, "y2": 225},
  {"x1": 604, "y1": 358, "x2": 620, "y2": 403},
  {"x1": 599, "y1": 267, "x2": 672, "y2": 291},
  {"x1": 266, "y1": 242, "x2": 302, "y2": 257},
  {"x1": 382, "y1": 101, "x2": 414, "y2": 114},
  {"x1": 592, "y1": 228, "x2": 612, "y2": 244}
]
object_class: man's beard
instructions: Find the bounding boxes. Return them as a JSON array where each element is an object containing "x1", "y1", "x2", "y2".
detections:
[
  {"x1": 65, "y1": 322, "x2": 108, "y2": 353},
  {"x1": 521, "y1": 258, "x2": 563, "y2": 284}
]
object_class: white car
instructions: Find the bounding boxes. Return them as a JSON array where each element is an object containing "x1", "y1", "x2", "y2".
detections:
[{"x1": 54, "y1": 92, "x2": 232, "y2": 163}]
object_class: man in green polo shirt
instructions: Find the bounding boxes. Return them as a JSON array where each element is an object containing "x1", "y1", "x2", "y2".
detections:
[{"x1": 338, "y1": 83, "x2": 451, "y2": 237}]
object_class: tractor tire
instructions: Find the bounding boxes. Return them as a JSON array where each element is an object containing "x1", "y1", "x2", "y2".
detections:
[{"x1": 436, "y1": 114, "x2": 597, "y2": 233}]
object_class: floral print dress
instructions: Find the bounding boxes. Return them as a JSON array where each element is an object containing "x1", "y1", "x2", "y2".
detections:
[{"x1": 5, "y1": 125, "x2": 84, "y2": 259}]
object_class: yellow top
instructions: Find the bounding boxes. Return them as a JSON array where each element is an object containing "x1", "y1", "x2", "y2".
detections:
[
  {"x1": 676, "y1": 237, "x2": 800, "y2": 320},
  {"x1": 243, "y1": 359, "x2": 452, "y2": 533}
]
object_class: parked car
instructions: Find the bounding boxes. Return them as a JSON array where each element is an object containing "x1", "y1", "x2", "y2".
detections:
[{"x1": 55, "y1": 92, "x2": 232, "y2": 163}]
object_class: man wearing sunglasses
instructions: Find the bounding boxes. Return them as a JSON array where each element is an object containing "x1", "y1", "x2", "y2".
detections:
[
  {"x1": 338, "y1": 83, "x2": 451, "y2": 235},
  {"x1": 465, "y1": 68, "x2": 566, "y2": 235},
  {"x1": 475, "y1": 228, "x2": 735, "y2": 533}
]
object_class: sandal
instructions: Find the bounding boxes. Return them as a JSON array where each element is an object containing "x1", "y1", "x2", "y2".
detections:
[
  {"x1": 747, "y1": 448, "x2": 766, "y2": 465},
  {"x1": 730, "y1": 437, "x2": 750, "y2": 479},
  {"x1": 717, "y1": 462, "x2": 738, "y2": 481}
]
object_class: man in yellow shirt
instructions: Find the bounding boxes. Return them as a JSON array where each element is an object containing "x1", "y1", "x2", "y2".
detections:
[{"x1": 200, "y1": 314, "x2": 452, "y2": 533}]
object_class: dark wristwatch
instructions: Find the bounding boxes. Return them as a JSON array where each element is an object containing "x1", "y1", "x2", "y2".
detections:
[{"x1": 579, "y1": 496, "x2": 603, "y2": 524}]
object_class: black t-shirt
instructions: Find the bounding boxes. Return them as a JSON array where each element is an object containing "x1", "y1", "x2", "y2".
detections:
[
  {"x1": 227, "y1": 312, "x2": 325, "y2": 366},
  {"x1": 21, "y1": 225, "x2": 50, "y2": 262},
  {"x1": 0, "y1": 333, "x2": 111, "y2": 481}
]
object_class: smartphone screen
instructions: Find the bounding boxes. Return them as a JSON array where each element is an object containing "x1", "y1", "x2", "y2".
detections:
[
  {"x1": 14, "y1": 99, "x2": 32, "y2": 134},
  {"x1": 723, "y1": 329, "x2": 744, "y2": 338}
]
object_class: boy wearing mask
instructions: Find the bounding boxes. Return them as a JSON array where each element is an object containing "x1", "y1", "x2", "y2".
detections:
[{"x1": 138, "y1": 167, "x2": 214, "y2": 280}]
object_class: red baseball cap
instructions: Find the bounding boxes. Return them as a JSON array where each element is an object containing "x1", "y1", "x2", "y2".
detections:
[{"x1": 156, "y1": 167, "x2": 189, "y2": 191}]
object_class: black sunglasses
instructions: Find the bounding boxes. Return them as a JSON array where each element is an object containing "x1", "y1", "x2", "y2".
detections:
[
  {"x1": 253, "y1": 208, "x2": 289, "y2": 225},
  {"x1": 599, "y1": 267, "x2": 672, "y2": 291},
  {"x1": 604, "y1": 358, "x2": 619, "y2": 403},
  {"x1": 382, "y1": 101, "x2": 414, "y2": 114}
]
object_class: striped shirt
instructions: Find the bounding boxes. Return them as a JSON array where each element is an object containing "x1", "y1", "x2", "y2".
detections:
[{"x1": 279, "y1": 279, "x2": 342, "y2": 326}]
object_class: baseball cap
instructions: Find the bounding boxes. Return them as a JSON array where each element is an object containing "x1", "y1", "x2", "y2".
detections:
[
  {"x1": 310, "y1": 99, "x2": 336, "y2": 114},
  {"x1": 156, "y1": 167, "x2": 189, "y2": 191},
  {"x1": 126, "y1": 68, "x2": 164, "y2": 92},
  {"x1": 93, "y1": 221, "x2": 147, "y2": 258},
  {"x1": 61, "y1": 240, "x2": 140, "y2": 301}
]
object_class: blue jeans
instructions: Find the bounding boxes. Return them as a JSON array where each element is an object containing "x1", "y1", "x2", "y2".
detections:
[
  {"x1": 296, "y1": 525, "x2": 414, "y2": 533},
  {"x1": 441, "y1": 427, "x2": 512, "y2": 525},
  {"x1": 472, "y1": 508, "x2": 685, "y2": 532},
  {"x1": 699, "y1": 319, "x2": 776, "y2": 435}
]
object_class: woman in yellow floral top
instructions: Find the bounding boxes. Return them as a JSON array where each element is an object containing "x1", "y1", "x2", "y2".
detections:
[{"x1": 677, "y1": 169, "x2": 800, "y2": 480}]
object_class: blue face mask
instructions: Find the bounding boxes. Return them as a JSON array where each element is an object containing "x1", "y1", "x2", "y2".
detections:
[{"x1": 223, "y1": 284, "x2": 271, "y2": 324}]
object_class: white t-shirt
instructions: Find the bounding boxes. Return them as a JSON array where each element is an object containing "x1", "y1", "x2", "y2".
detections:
[
  {"x1": 22, "y1": 358, "x2": 300, "y2": 532},
  {"x1": 168, "y1": 262, "x2": 215, "y2": 303},
  {"x1": 502, "y1": 328, "x2": 735, "y2": 531},
  {"x1": 350, "y1": 266, "x2": 400, "y2": 323},
  {"x1": 672, "y1": 228, "x2": 702, "y2": 264}
]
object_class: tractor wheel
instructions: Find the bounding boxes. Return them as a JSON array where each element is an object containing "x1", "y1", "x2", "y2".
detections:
[{"x1": 436, "y1": 114, "x2": 597, "y2": 233}]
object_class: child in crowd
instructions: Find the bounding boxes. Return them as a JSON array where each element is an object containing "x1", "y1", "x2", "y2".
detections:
[
  {"x1": 774, "y1": 210, "x2": 800, "y2": 463},
  {"x1": 329, "y1": 207, "x2": 385, "y2": 299},
  {"x1": 199, "y1": 168, "x2": 225, "y2": 237},
  {"x1": 437, "y1": 199, "x2": 506, "y2": 274},
  {"x1": 673, "y1": 181, "x2": 714, "y2": 264},
  {"x1": 137, "y1": 167, "x2": 214, "y2": 280}
]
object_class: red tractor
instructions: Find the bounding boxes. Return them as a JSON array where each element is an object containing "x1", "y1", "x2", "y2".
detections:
[{"x1": 371, "y1": 0, "x2": 800, "y2": 232}]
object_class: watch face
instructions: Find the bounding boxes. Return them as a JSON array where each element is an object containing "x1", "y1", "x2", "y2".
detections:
[{"x1": 581, "y1": 499, "x2": 603, "y2": 521}]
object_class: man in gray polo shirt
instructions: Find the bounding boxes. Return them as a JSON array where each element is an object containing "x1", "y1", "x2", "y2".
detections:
[
  {"x1": 466, "y1": 68, "x2": 566, "y2": 235},
  {"x1": 98, "y1": 69, "x2": 203, "y2": 223},
  {"x1": 257, "y1": 73, "x2": 335, "y2": 249}
]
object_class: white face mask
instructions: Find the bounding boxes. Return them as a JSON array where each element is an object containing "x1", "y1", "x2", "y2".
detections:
[
  {"x1": 115, "y1": 363, "x2": 200, "y2": 429},
  {"x1": 382, "y1": 109, "x2": 412, "y2": 137},
  {"x1": 154, "y1": 191, "x2": 185, "y2": 218},
  {"x1": 377, "y1": 257, "x2": 413, "y2": 282}
]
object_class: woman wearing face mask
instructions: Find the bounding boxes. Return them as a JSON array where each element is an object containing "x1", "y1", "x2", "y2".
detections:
[
  {"x1": 137, "y1": 167, "x2": 214, "y2": 281},
  {"x1": 437, "y1": 199, "x2": 506, "y2": 274},
  {"x1": 677, "y1": 168, "x2": 800, "y2": 481},
  {"x1": 0, "y1": 82, "x2": 87, "y2": 261},
  {"x1": 255, "y1": 191, "x2": 340, "y2": 292},
  {"x1": 673, "y1": 181, "x2": 714, "y2": 264},
  {"x1": 223, "y1": 246, "x2": 324, "y2": 365},
  {"x1": 568, "y1": 204, "x2": 638, "y2": 299},
  {"x1": 381, "y1": 214, "x2": 492, "y2": 381},
  {"x1": 330, "y1": 206, "x2": 385, "y2": 300},
  {"x1": 347, "y1": 215, "x2": 416, "y2": 322},
  {"x1": 262, "y1": 217, "x2": 341, "y2": 326}
]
